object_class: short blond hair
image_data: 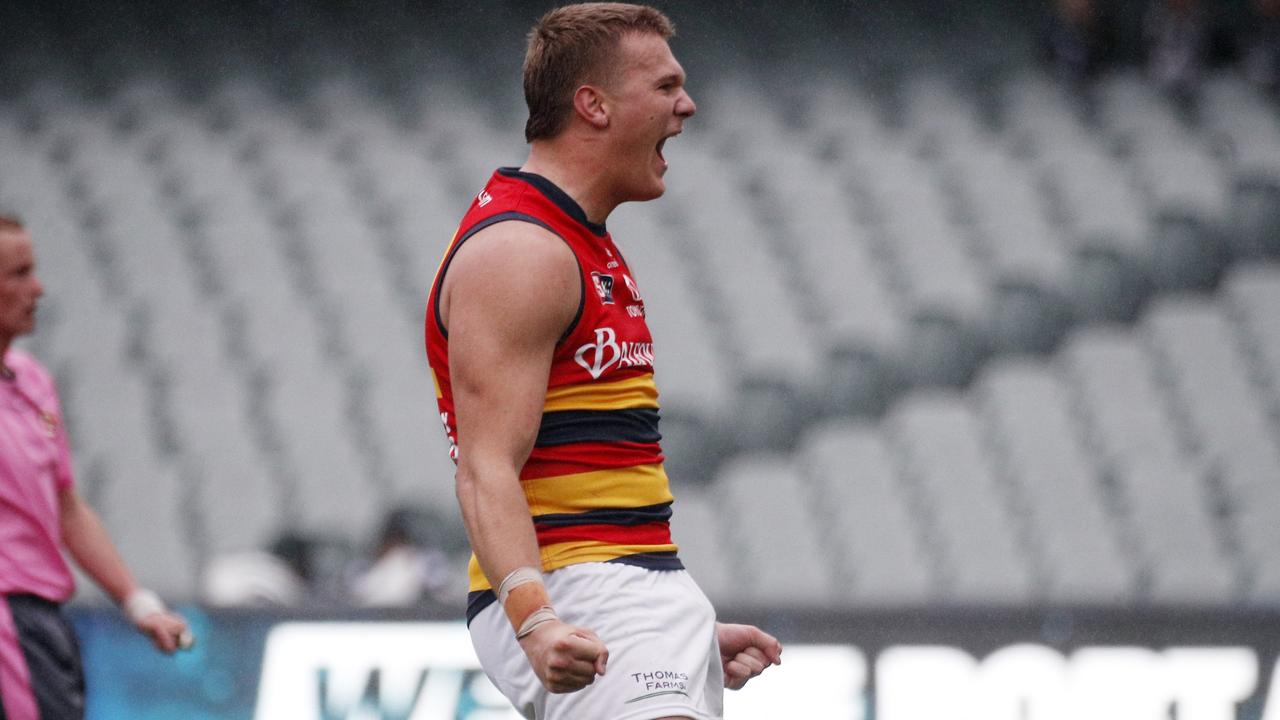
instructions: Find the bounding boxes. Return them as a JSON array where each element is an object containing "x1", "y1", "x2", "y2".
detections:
[{"x1": 523, "y1": 3, "x2": 675, "y2": 142}]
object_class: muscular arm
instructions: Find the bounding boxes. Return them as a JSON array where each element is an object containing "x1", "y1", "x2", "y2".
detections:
[
  {"x1": 444, "y1": 220, "x2": 606, "y2": 692},
  {"x1": 443, "y1": 220, "x2": 580, "y2": 595}
]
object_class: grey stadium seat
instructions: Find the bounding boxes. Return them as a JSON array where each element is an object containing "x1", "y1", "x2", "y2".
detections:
[
  {"x1": 1060, "y1": 326, "x2": 1184, "y2": 470},
  {"x1": 975, "y1": 359, "x2": 1135, "y2": 603},
  {"x1": 797, "y1": 420, "x2": 934, "y2": 605},
  {"x1": 885, "y1": 391, "x2": 1034, "y2": 604},
  {"x1": 1117, "y1": 457, "x2": 1238, "y2": 605},
  {"x1": 1129, "y1": 136, "x2": 1231, "y2": 291},
  {"x1": 1225, "y1": 264, "x2": 1280, "y2": 402},
  {"x1": 867, "y1": 158, "x2": 993, "y2": 386},
  {"x1": 1143, "y1": 297, "x2": 1280, "y2": 602},
  {"x1": 783, "y1": 205, "x2": 908, "y2": 415},
  {"x1": 664, "y1": 148, "x2": 820, "y2": 450},
  {"x1": 1199, "y1": 73, "x2": 1280, "y2": 259},
  {"x1": 712, "y1": 454, "x2": 836, "y2": 606},
  {"x1": 608, "y1": 204, "x2": 734, "y2": 482},
  {"x1": 667, "y1": 487, "x2": 736, "y2": 606},
  {"x1": 1040, "y1": 149, "x2": 1154, "y2": 323},
  {"x1": 946, "y1": 145, "x2": 1074, "y2": 354}
]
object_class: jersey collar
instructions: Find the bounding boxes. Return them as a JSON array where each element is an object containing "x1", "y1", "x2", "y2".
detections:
[{"x1": 498, "y1": 167, "x2": 609, "y2": 238}]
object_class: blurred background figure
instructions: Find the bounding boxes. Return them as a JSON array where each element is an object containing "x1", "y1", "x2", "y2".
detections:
[
  {"x1": 0, "y1": 215, "x2": 190, "y2": 720},
  {"x1": 202, "y1": 531, "x2": 356, "y2": 607},
  {"x1": 1242, "y1": 0, "x2": 1280, "y2": 93},
  {"x1": 1042, "y1": 0, "x2": 1116, "y2": 84},
  {"x1": 202, "y1": 531, "x2": 314, "y2": 607},
  {"x1": 1143, "y1": 0, "x2": 1233, "y2": 95},
  {"x1": 348, "y1": 506, "x2": 464, "y2": 608}
]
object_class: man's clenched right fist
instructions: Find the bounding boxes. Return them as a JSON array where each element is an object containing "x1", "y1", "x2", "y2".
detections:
[{"x1": 518, "y1": 619, "x2": 609, "y2": 693}]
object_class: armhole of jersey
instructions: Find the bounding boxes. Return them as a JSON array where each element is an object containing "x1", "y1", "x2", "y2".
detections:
[{"x1": 434, "y1": 211, "x2": 586, "y2": 346}]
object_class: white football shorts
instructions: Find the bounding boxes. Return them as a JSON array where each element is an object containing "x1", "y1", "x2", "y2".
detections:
[{"x1": 470, "y1": 563, "x2": 725, "y2": 719}]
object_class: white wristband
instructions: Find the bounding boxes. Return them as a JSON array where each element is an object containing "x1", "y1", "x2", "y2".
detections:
[
  {"x1": 516, "y1": 605, "x2": 559, "y2": 639},
  {"x1": 497, "y1": 567, "x2": 544, "y2": 607},
  {"x1": 124, "y1": 589, "x2": 166, "y2": 625}
]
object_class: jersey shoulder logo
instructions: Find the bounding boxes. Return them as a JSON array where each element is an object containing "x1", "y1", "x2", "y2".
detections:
[
  {"x1": 590, "y1": 272, "x2": 615, "y2": 305},
  {"x1": 477, "y1": 189, "x2": 493, "y2": 207}
]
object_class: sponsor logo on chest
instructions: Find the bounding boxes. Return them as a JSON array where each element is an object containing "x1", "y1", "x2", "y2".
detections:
[{"x1": 574, "y1": 327, "x2": 654, "y2": 379}]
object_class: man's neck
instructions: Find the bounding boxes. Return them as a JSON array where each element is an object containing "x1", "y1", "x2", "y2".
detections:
[{"x1": 521, "y1": 138, "x2": 619, "y2": 225}]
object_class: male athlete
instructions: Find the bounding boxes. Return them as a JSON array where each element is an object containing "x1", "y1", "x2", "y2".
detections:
[
  {"x1": 0, "y1": 216, "x2": 191, "y2": 720},
  {"x1": 425, "y1": 4, "x2": 781, "y2": 719}
]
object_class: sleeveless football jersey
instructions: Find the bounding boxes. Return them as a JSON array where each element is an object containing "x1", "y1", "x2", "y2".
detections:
[{"x1": 425, "y1": 168, "x2": 682, "y2": 622}]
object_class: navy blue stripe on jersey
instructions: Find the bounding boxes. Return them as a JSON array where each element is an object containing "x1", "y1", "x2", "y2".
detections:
[
  {"x1": 466, "y1": 590, "x2": 497, "y2": 627},
  {"x1": 610, "y1": 551, "x2": 683, "y2": 572},
  {"x1": 535, "y1": 408, "x2": 661, "y2": 448},
  {"x1": 464, "y1": 552, "x2": 686, "y2": 625},
  {"x1": 533, "y1": 502, "x2": 673, "y2": 528}
]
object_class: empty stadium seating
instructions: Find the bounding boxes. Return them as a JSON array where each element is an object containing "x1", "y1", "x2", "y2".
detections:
[{"x1": 3, "y1": 2, "x2": 1280, "y2": 610}]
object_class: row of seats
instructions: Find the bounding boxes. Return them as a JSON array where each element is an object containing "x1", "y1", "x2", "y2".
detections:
[
  {"x1": 3, "y1": 62, "x2": 1279, "y2": 602},
  {"x1": 646, "y1": 68, "x2": 1280, "y2": 464},
  {"x1": 676, "y1": 264, "x2": 1280, "y2": 607}
]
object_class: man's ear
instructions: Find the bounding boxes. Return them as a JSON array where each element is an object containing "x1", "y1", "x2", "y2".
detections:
[{"x1": 572, "y1": 85, "x2": 610, "y2": 130}]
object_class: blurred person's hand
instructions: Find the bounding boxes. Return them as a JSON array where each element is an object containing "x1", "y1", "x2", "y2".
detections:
[
  {"x1": 125, "y1": 589, "x2": 194, "y2": 653},
  {"x1": 136, "y1": 610, "x2": 193, "y2": 654}
]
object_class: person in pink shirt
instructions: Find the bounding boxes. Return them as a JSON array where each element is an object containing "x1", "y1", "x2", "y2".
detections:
[{"x1": 0, "y1": 215, "x2": 191, "y2": 720}]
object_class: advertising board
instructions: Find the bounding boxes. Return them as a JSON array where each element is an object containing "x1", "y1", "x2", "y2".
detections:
[{"x1": 70, "y1": 607, "x2": 1280, "y2": 719}]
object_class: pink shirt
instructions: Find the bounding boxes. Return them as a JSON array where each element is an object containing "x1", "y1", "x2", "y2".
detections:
[{"x1": 0, "y1": 348, "x2": 75, "y2": 602}]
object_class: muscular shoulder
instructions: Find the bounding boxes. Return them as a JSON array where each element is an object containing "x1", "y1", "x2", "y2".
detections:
[
  {"x1": 450, "y1": 220, "x2": 577, "y2": 283},
  {"x1": 442, "y1": 220, "x2": 580, "y2": 343}
]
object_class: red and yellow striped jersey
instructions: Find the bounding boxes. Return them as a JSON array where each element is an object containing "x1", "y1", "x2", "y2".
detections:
[{"x1": 424, "y1": 168, "x2": 682, "y2": 622}]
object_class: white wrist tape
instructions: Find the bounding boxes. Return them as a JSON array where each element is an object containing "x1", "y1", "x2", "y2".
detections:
[
  {"x1": 497, "y1": 566, "x2": 544, "y2": 607},
  {"x1": 516, "y1": 605, "x2": 559, "y2": 639},
  {"x1": 124, "y1": 589, "x2": 167, "y2": 625}
]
